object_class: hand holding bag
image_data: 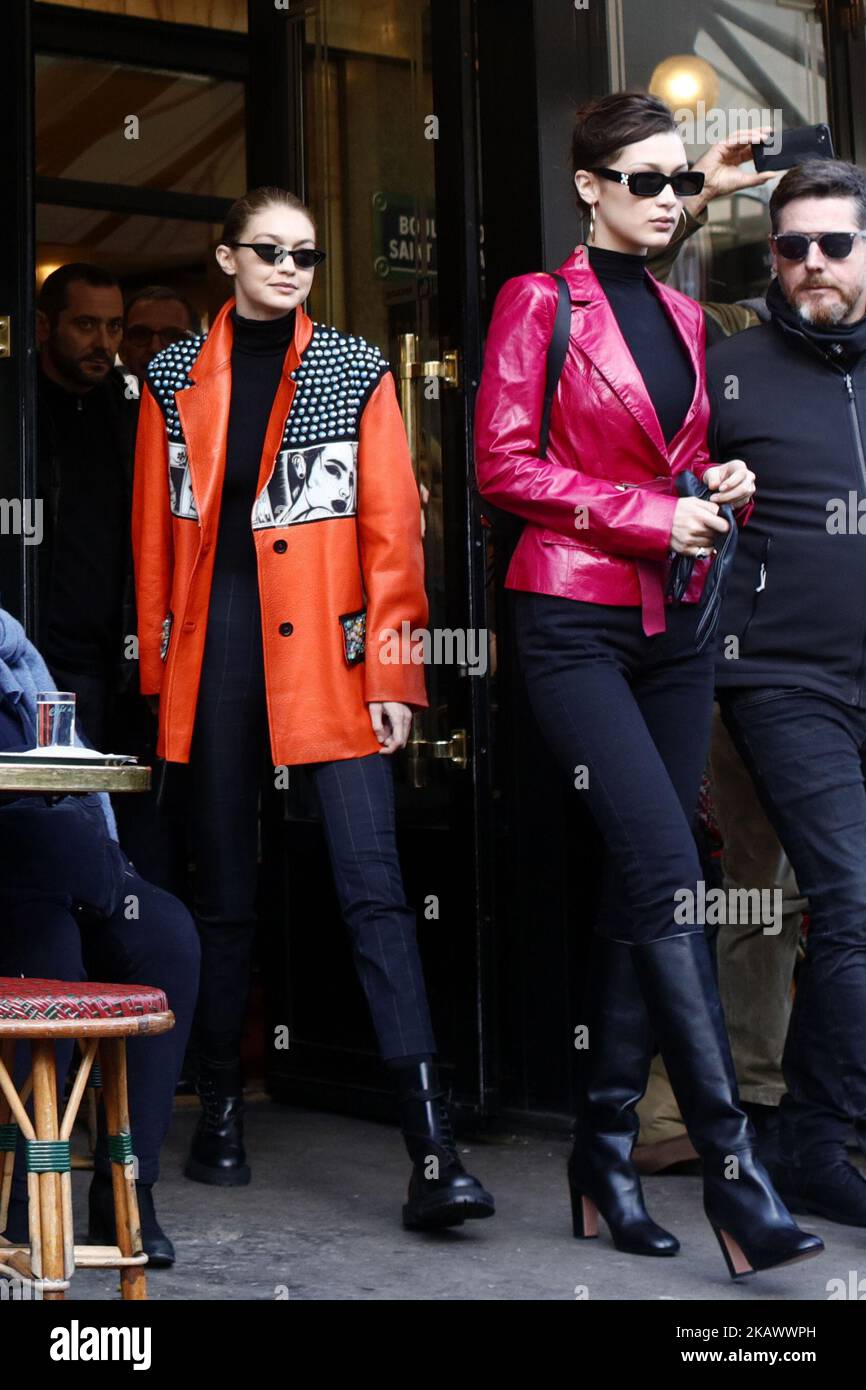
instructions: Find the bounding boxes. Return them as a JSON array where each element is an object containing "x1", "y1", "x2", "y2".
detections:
[{"x1": 665, "y1": 469, "x2": 738, "y2": 652}]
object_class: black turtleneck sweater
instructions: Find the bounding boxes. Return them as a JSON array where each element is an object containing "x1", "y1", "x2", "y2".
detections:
[
  {"x1": 216, "y1": 306, "x2": 296, "y2": 574},
  {"x1": 587, "y1": 244, "x2": 695, "y2": 445}
]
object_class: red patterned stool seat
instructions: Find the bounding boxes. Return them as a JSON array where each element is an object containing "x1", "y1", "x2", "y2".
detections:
[
  {"x1": 0, "y1": 978, "x2": 172, "y2": 1038},
  {"x1": 0, "y1": 976, "x2": 176, "y2": 1300}
]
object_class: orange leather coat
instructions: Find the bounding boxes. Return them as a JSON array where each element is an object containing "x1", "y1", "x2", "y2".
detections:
[{"x1": 131, "y1": 297, "x2": 429, "y2": 767}]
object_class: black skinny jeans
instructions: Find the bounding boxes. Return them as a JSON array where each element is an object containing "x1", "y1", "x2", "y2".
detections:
[
  {"x1": 513, "y1": 593, "x2": 716, "y2": 943},
  {"x1": 188, "y1": 567, "x2": 435, "y2": 1063},
  {"x1": 720, "y1": 686, "x2": 866, "y2": 1166}
]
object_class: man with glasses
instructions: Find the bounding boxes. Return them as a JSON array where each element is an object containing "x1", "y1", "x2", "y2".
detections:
[
  {"x1": 709, "y1": 159, "x2": 866, "y2": 1228},
  {"x1": 121, "y1": 285, "x2": 201, "y2": 386}
]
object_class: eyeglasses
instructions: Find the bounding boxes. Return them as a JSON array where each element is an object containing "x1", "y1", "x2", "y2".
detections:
[
  {"x1": 227, "y1": 242, "x2": 327, "y2": 269},
  {"x1": 124, "y1": 325, "x2": 194, "y2": 348},
  {"x1": 589, "y1": 167, "x2": 706, "y2": 198},
  {"x1": 771, "y1": 231, "x2": 866, "y2": 262}
]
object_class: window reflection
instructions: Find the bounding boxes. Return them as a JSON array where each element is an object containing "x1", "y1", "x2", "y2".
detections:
[{"x1": 612, "y1": 0, "x2": 828, "y2": 303}]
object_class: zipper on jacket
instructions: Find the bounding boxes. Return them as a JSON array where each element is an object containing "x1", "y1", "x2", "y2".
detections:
[
  {"x1": 841, "y1": 373, "x2": 866, "y2": 702},
  {"x1": 844, "y1": 373, "x2": 866, "y2": 495},
  {"x1": 738, "y1": 534, "x2": 771, "y2": 653}
]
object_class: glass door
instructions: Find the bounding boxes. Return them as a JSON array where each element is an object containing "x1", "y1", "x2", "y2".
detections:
[
  {"x1": 607, "y1": 0, "x2": 829, "y2": 303},
  {"x1": 261, "y1": 0, "x2": 495, "y2": 1120}
]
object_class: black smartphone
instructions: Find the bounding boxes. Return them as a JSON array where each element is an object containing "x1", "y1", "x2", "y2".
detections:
[{"x1": 752, "y1": 123, "x2": 835, "y2": 173}]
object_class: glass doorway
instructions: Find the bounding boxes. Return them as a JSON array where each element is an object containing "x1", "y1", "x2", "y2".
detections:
[{"x1": 253, "y1": 1, "x2": 493, "y2": 1117}]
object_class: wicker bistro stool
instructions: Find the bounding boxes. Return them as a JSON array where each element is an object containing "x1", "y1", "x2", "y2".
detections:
[{"x1": 0, "y1": 977, "x2": 174, "y2": 1300}]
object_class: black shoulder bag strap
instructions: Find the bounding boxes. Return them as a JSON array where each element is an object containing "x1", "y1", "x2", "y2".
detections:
[
  {"x1": 474, "y1": 271, "x2": 571, "y2": 533},
  {"x1": 539, "y1": 272, "x2": 572, "y2": 457}
]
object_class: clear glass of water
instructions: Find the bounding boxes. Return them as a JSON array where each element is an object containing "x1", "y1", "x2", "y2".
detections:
[{"x1": 36, "y1": 691, "x2": 76, "y2": 748}]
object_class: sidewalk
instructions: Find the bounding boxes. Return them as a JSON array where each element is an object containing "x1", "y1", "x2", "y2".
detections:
[{"x1": 65, "y1": 1098, "x2": 864, "y2": 1301}]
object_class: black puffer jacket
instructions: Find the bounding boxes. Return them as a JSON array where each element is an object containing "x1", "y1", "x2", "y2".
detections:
[{"x1": 709, "y1": 278, "x2": 866, "y2": 707}]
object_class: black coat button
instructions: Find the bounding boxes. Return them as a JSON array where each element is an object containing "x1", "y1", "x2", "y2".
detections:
[
  {"x1": 279, "y1": 621, "x2": 294, "y2": 636},
  {"x1": 273, "y1": 539, "x2": 287, "y2": 553}
]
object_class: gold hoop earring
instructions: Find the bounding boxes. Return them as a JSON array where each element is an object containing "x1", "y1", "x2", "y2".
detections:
[
  {"x1": 677, "y1": 206, "x2": 688, "y2": 236},
  {"x1": 588, "y1": 204, "x2": 596, "y2": 245}
]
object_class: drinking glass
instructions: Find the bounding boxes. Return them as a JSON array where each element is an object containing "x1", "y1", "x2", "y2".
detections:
[{"x1": 35, "y1": 691, "x2": 76, "y2": 748}]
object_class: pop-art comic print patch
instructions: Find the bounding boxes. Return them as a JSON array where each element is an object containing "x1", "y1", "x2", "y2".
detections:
[
  {"x1": 338, "y1": 608, "x2": 366, "y2": 666},
  {"x1": 252, "y1": 441, "x2": 358, "y2": 529},
  {"x1": 160, "y1": 611, "x2": 173, "y2": 662},
  {"x1": 167, "y1": 442, "x2": 198, "y2": 520}
]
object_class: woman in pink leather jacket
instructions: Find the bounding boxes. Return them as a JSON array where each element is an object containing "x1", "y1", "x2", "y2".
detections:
[{"x1": 475, "y1": 92, "x2": 823, "y2": 1280}]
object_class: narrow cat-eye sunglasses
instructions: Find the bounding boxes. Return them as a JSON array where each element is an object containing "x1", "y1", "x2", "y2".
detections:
[{"x1": 227, "y1": 243, "x2": 327, "y2": 269}]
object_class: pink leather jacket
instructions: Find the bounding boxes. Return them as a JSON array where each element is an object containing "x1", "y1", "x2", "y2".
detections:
[{"x1": 474, "y1": 243, "x2": 736, "y2": 636}]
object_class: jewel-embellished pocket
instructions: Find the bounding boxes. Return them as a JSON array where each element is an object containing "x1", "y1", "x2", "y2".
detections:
[
  {"x1": 338, "y1": 607, "x2": 366, "y2": 666},
  {"x1": 160, "y1": 610, "x2": 173, "y2": 662}
]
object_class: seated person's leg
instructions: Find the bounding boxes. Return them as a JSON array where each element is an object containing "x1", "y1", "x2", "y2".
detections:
[{"x1": 80, "y1": 868, "x2": 200, "y2": 1188}]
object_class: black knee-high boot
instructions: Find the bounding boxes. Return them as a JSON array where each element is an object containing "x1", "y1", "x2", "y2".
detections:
[
  {"x1": 568, "y1": 936, "x2": 679, "y2": 1255},
  {"x1": 628, "y1": 931, "x2": 823, "y2": 1279}
]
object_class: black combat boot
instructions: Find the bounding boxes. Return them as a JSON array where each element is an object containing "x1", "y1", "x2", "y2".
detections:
[
  {"x1": 183, "y1": 1056, "x2": 251, "y2": 1187},
  {"x1": 394, "y1": 1060, "x2": 495, "y2": 1230}
]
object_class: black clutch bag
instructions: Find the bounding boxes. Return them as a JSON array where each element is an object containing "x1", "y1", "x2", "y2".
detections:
[{"x1": 665, "y1": 469, "x2": 738, "y2": 652}]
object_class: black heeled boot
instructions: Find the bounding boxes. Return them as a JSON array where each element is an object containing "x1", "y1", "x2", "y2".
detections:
[
  {"x1": 569, "y1": 937, "x2": 679, "y2": 1255},
  {"x1": 629, "y1": 931, "x2": 824, "y2": 1279},
  {"x1": 88, "y1": 1171, "x2": 175, "y2": 1268},
  {"x1": 394, "y1": 1060, "x2": 495, "y2": 1230},
  {"x1": 184, "y1": 1057, "x2": 251, "y2": 1187}
]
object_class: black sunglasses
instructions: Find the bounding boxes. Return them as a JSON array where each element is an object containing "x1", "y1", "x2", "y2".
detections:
[
  {"x1": 771, "y1": 231, "x2": 866, "y2": 262},
  {"x1": 228, "y1": 242, "x2": 327, "y2": 269},
  {"x1": 589, "y1": 166, "x2": 706, "y2": 198}
]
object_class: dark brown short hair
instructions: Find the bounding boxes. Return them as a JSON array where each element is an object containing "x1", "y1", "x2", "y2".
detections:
[
  {"x1": 124, "y1": 284, "x2": 202, "y2": 335},
  {"x1": 769, "y1": 159, "x2": 866, "y2": 233},
  {"x1": 38, "y1": 262, "x2": 120, "y2": 328},
  {"x1": 221, "y1": 187, "x2": 317, "y2": 246},
  {"x1": 571, "y1": 92, "x2": 679, "y2": 214}
]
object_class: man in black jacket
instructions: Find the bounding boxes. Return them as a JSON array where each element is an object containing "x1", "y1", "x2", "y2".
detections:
[
  {"x1": 36, "y1": 263, "x2": 136, "y2": 739},
  {"x1": 36, "y1": 264, "x2": 187, "y2": 897},
  {"x1": 710, "y1": 159, "x2": 866, "y2": 1227}
]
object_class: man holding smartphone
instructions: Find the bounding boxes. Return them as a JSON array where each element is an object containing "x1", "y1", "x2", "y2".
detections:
[{"x1": 709, "y1": 158, "x2": 866, "y2": 1227}]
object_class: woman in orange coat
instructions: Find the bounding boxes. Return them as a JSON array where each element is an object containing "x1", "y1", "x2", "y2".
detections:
[{"x1": 131, "y1": 186, "x2": 493, "y2": 1230}]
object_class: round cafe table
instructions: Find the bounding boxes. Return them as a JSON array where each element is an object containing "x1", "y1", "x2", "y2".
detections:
[{"x1": 0, "y1": 760, "x2": 150, "y2": 795}]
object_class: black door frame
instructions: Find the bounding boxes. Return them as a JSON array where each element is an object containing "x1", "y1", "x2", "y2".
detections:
[
  {"x1": 430, "y1": 0, "x2": 498, "y2": 1118},
  {"x1": 0, "y1": 1, "x2": 37, "y2": 626},
  {"x1": 822, "y1": 0, "x2": 866, "y2": 163}
]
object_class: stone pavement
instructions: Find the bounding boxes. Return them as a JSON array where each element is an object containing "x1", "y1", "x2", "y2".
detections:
[{"x1": 56, "y1": 1098, "x2": 866, "y2": 1301}]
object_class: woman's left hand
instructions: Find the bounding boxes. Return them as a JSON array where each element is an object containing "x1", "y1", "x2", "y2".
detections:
[
  {"x1": 703, "y1": 459, "x2": 756, "y2": 510},
  {"x1": 688, "y1": 128, "x2": 778, "y2": 214},
  {"x1": 369, "y1": 701, "x2": 413, "y2": 753}
]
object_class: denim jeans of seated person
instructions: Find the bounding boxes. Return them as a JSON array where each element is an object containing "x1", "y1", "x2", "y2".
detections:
[{"x1": 0, "y1": 794, "x2": 199, "y2": 1202}]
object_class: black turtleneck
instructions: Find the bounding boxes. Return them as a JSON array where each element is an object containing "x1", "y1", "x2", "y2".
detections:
[
  {"x1": 216, "y1": 306, "x2": 297, "y2": 574},
  {"x1": 587, "y1": 244, "x2": 695, "y2": 445}
]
